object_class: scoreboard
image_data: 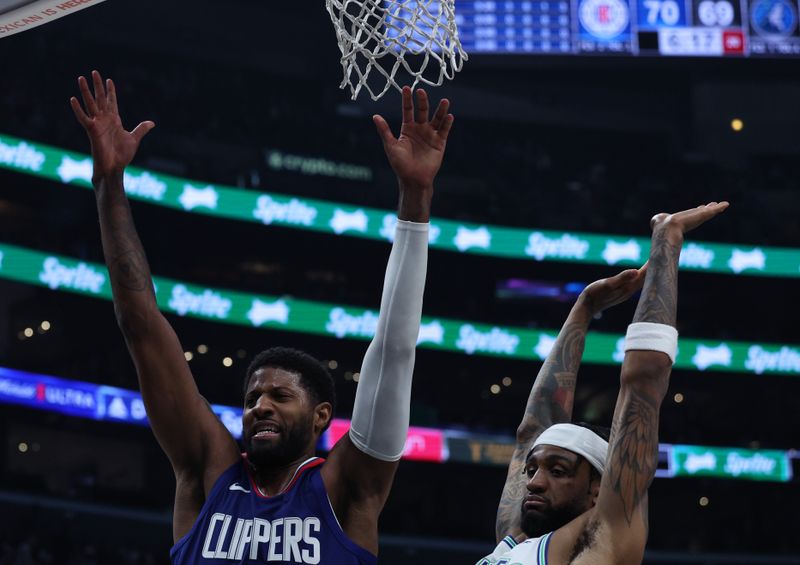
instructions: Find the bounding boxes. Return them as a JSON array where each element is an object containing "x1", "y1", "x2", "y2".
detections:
[{"x1": 449, "y1": 0, "x2": 800, "y2": 56}]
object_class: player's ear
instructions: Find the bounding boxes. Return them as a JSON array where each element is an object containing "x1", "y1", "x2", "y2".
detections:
[
  {"x1": 588, "y1": 464, "x2": 602, "y2": 506},
  {"x1": 313, "y1": 402, "x2": 333, "y2": 434},
  {"x1": 589, "y1": 474, "x2": 601, "y2": 506}
]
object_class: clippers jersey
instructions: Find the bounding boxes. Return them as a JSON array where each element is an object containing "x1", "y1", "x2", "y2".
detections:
[
  {"x1": 476, "y1": 532, "x2": 553, "y2": 565},
  {"x1": 171, "y1": 456, "x2": 376, "y2": 564}
]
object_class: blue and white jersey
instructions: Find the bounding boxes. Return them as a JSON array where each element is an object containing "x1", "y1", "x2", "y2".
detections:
[
  {"x1": 476, "y1": 532, "x2": 553, "y2": 565},
  {"x1": 171, "y1": 456, "x2": 376, "y2": 564}
]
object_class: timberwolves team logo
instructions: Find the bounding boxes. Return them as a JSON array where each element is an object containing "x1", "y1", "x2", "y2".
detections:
[
  {"x1": 579, "y1": 0, "x2": 630, "y2": 38},
  {"x1": 751, "y1": 0, "x2": 797, "y2": 37}
]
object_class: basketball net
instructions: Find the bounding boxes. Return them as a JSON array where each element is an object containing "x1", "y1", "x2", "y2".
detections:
[{"x1": 325, "y1": 0, "x2": 467, "y2": 101}]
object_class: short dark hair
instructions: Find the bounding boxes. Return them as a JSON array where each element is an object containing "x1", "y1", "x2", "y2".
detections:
[
  {"x1": 573, "y1": 421, "x2": 611, "y2": 442},
  {"x1": 573, "y1": 421, "x2": 611, "y2": 481},
  {"x1": 244, "y1": 347, "x2": 336, "y2": 430}
]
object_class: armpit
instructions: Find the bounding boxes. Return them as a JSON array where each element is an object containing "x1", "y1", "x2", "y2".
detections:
[{"x1": 568, "y1": 518, "x2": 601, "y2": 564}]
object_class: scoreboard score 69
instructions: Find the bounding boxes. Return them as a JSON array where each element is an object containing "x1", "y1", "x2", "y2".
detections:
[{"x1": 450, "y1": 0, "x2": 800, "y2": 56}]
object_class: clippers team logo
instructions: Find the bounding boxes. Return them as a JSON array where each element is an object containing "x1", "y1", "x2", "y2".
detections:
[
  {"x1": 579, "y1": 0, "x2": 631, "y2": 39},
  {"x1": 751, "y1": 0, "x2": 797, "y2": 37}
]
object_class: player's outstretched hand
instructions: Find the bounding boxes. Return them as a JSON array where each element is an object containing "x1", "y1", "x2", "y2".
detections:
[
  {"x1": 650, "y1": 202, "x2": 730, "y2": 239},
  {"x1": 373, "y1": 86, "x2": 454, "y2": 190},
  {"x1": 581, "y1": 265, "x2": 648, "y2": 317},
  {"x1": 70, "y1": 70, "x2": 155, "y2": 180}
]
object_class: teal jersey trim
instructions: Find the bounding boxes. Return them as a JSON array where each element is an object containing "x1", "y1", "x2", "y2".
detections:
[{"x1": 538, "y1": 532, "x2": 553, "y2": 565}]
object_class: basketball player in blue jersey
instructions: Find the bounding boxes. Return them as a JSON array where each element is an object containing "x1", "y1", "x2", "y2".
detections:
[
  {"x1": 482, "y1": 202, "x2": 729, "y2": 564},
  {"x1": 70, "y1": 71, "x2": 454, "y2": 564}
]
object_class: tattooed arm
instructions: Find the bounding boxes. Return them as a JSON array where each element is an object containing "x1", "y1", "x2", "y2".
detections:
[
  {"x1": 71, "y1": 72, "x2": 240, "y2": 542},
  {"x1": 569, "y1": 203, "x2": 728, "y2": 565},
  {"x1": 495, "y1": 267, "x2": 646, "y2": 542}
]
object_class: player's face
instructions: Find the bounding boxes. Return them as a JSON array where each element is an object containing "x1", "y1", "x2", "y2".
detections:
[
  {"x1": 520, "y1": 444, "x2": 598, "y2": 537},
  {"x1": 242, "y1": 367, "x2": 318, "y2": 468}
]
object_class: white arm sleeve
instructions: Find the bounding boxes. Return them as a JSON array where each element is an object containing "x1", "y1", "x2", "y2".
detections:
[{"x1": 348, "y1": 219, "x2": 428, "y2": 461}]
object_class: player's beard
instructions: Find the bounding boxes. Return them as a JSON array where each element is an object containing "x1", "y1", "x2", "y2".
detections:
[
  {"x1": 245, "y1": 415, "x2": 314, "y2": 468},
  {"x1": 520, "y1": 496, "x2": 589, "y2": 538}
]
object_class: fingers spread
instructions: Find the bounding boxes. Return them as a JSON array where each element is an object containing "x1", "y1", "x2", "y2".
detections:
[
  {"x1": 92, "y1": 70, "x2": 107, "y2": 111},
  {"x1": 430, "y1": 98, "x2": 450, "y2": 130},
  {"x1": 414, "y1": 88, "x2": 429, "y2": 124},
  {"x1": 107, "y1": 78, "x2": 118, "y2": 114},
  {"x1": 69, "y1": 96, "x2": 90, "y2": 126},
  {"x1": 373, "y1": 114, "x2": 396, "y2": 147},
  {"x1": 78, "y1": 75, "x2": 98, "y2": 117},
  {"x1": 401, "y1": 86, "x2": 414, "y2": 124},
  {"x1": 438, "y1": 114, "x2": 454, "y2": 141},
  {"x1": 131, "y1": 121, "x2": 156, "y2": 143}
]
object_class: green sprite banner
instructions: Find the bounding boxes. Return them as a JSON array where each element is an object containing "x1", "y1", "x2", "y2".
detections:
[
  {"x1": 2, "y1": 242, "x2": 800, "y2": 376},
  {"x1": 671, "y1": 445, "x2": 793, "y2": 482},
  {"x1": 1, "y1": 133, "x2": 799, "y2": 278}
]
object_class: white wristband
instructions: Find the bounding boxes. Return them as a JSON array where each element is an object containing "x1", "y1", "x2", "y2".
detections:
[{"x1": 623, "y1": 322, "x2": 678, "y2": 364}]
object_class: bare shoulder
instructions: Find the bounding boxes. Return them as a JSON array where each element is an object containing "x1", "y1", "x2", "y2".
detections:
[
  {"x1": 319, "y1": 433, "x2": 397, "y2": 556},
  {"x1": 173, "y1": 469, "x2": 207, "y2": 543},
  {"x1": 171, "y1": 444, "x2": 243, "y2": 545}
]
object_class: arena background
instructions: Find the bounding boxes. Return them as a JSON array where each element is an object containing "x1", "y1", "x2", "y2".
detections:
[{"x1": 1, "y1": 0, "x2": 799, "y2": 563}]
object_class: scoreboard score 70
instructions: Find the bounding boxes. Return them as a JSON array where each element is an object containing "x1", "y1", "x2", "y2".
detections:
[{"x1": 635, "y1": 0, "x2": 747, "y2": 54}]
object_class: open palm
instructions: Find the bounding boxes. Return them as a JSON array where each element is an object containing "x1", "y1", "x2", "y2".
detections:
[
  {"x1": 70, "y1": 70, "x2": 154, "y2": 179},
  {"x1": 374, "y1": 87, "x2": 453, "y2": 188}
]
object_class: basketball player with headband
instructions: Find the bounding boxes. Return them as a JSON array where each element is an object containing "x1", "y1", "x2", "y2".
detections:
[
  {"x1": 483, "y1": 202, "x2": 729, "y2": 564},
  {"x1": 70, "y1": 71, "x2": 453, "y2": 564}
]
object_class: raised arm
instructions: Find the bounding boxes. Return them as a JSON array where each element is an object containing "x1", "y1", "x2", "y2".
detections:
[
  {"x1": 574, "y1": 202, "x2": 728, "y2": 565},
  {"x1": 496, "y1": 267, "x2": 646, "y2": 542},
  {"x1": 322, "y1": 87, "x2": 453, "y2": 554},
  {"x1": 70, "y1": 72, "x2": 239, "y2": 539}
]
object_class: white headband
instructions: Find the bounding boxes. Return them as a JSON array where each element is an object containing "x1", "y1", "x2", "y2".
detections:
[{"x1": 530, "y1": 423, "x2": 609, "y2": 474}]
